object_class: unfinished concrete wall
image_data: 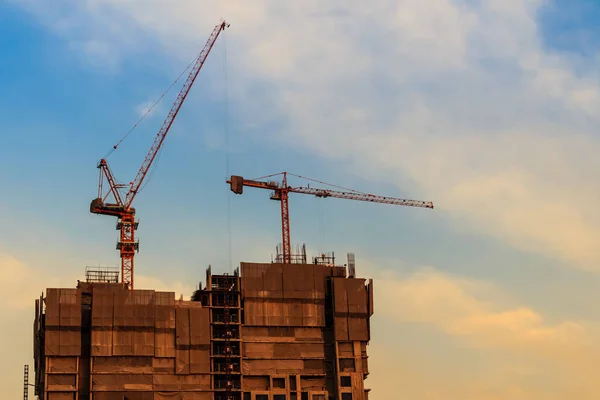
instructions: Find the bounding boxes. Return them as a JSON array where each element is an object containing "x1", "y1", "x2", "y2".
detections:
[
  {"x1": 35, "y1": 262, "x2": 374, "y2": 400},
  {"x1": 38, "y1": 284, "x2": 213, "y2": 400},
  {"x1": 240, "y1": 262, "x2": 372, "y2": 400},
  {"x1": 332, "y1": 277, "x2": 373, "y2": 400}
]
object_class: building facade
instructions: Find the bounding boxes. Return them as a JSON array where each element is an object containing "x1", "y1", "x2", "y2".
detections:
[{"x1": 33, "y1": 262, "x2": 374, "y2": 400}]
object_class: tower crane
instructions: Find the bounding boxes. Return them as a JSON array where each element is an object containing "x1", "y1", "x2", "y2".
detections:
[
  {"x1": 90, "y1": 20, "x2": 229, "y2": 289},
  {"x1": 227, "y1": 172, "x2": 434, "y2": 263}
]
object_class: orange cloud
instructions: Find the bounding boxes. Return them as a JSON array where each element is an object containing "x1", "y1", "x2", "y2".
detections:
[{"x1": 370, "y1": 267, "x2": 600, "y2": 398}]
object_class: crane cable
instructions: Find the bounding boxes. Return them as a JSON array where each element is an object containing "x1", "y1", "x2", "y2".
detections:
[
  {"x1": 222, "y1": 30, "x2": 233, "y2": 272},
  {"x1": 99, "y1": 47, "x2": 207, "y2": 199},
  {"x1": 287, "y1": 172, "x2": 369, "y2": 194},
  {"x1": 102, "y1": 54, "x2": 198, "y2": 160},
  {"x1": 250, "y1": 171, "x2": 370, "y2": 196}
]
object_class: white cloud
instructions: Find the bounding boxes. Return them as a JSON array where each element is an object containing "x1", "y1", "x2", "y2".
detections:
[
  {"x1": 99, "y1": 0, "x2": 600, "y2": 270},
  {"x1": 135, "y1": 98, "x2": 162, "y2": 118},
  {"x1": 69, "y1": 39, "x2": 121, "y2": 70},
  {"x1": 231, "y1": 0, "x2": 600, "y2": 269},
  {"x1": 14, "y1": 3, "x2": 600, "y2": 265}
]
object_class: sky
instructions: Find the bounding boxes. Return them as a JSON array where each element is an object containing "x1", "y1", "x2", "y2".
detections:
[{"x1": 2, "y1": 0, "x2": 600, "y2": 398}]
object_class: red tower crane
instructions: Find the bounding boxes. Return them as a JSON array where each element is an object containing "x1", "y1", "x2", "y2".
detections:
[
  {"x1": 227, "y1": 172, "x2": 434, "y2": 263},
  {"x1": 90, "y1": 20, "x2": 229, "y2": 289}
]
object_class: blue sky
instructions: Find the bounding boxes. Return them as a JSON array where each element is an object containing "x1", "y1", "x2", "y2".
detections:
[{"x1": 2, "y1": 0, "x2": 600, "y2": 398}]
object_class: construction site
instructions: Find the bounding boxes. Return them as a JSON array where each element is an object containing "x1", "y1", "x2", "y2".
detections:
[
  {"x1": 33, "y1": 258, "x2": 374, "y2": 400},
  {"x1": 29, "y1": 20, "x2": 434, "y2": 400}
]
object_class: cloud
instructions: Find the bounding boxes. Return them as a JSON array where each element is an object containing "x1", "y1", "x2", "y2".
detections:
[
  {"x1": 68, "y1": 39, "x2": 121, "y2": 70},
  {"x1": 0, "y1": 254, "x2": 67, "y2": 312},
  {"x1": 371, "y1": 267, "x2": 600, "y2": 398},
  {"x1": 135, "y1": 274, "x2": 195, "y2": 299},
  {"x1": 232, "y1": 1, "x2": 600, "y2": 268},
  {"x1": 135, "y1": 99, "x2": 162, "y2": 118},
  {"x1": 377, "y1": 268, "x2": 595, "y2": 350},
  {"x1": 11, "y1": 0, "x2": 600, "y2": 270}
]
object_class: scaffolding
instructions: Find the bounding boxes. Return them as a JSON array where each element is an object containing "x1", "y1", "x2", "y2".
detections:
[
  {"x1": 313, "y1": 251, "x2": 336, "y2": 266},
  {"x1": 23, "y1": 365, "x2": 28, "y2": 400},
  {"x1": 273, "y1": 243, "x2": 307, "y2": 264},
  {"x1": 208, "y1": 270, "x2": 242, "y2": 399},
  {"x1": 85, "y1": 266, "x2": 119, "y2": 283},
  {"x1": 347, "y1": 252, "x2": 356, "y2": 278}
]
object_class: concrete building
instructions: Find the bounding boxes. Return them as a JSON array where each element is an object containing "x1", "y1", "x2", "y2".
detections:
[{"x1": 33, "y1": 260, "x2": 374, "y2": 400}]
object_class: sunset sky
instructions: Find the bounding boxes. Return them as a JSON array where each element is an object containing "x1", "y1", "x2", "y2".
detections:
[{"x1": 2, "y1": 0, "x2": 600, "y2": 398}]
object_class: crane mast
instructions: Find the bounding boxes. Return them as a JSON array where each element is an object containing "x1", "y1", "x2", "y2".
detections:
[
  {"x1": 227, "y1": 172, "x2": 434, "y2": 263},
  {"x1": 90, "y1": 20, "x2": 229, "y2": 289}
]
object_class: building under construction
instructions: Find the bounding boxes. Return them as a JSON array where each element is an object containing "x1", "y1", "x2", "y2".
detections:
[
  {"x1": 27, "y1": 10, "x2": 434, "y2": 398},
  {"x1": 33, "y1": 256, "x2": 374, "y2": 400}
]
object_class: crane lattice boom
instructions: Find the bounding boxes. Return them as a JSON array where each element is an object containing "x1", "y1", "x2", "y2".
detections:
[{"x1": 291, "y1": 187, "x2": 434, "y2": 208}]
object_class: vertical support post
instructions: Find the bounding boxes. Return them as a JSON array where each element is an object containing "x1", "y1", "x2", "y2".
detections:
[
  {"x1": 224, "y1": 287, "x2": 232, "y2": 399},
  {"x1": 280, "y1": 172, "x2": 291, "y2": 264},
  {"x1": 118, "y1": 213, "x2": 137, "y2": 289},
  {"x1": 23, "y1": 365, "x2": 29, "y2": 400}
]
